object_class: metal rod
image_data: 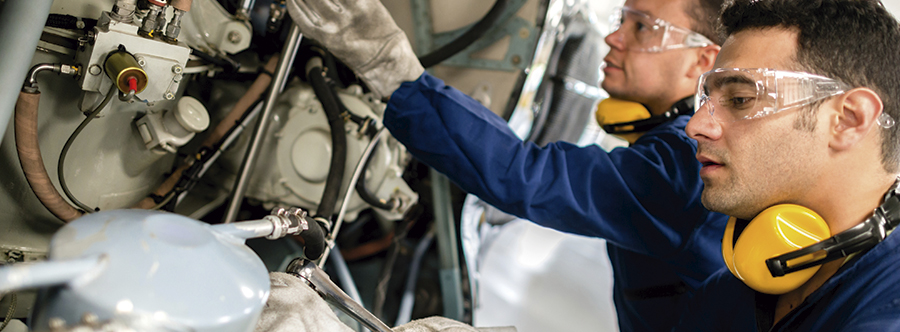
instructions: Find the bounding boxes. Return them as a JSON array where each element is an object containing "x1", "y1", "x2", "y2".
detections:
[
  {"x1": 431, "y1": 170, "x2": 465, "y2": 320},
  {"x1": 222, "y1": 25, "x2": 302, "y2": 224}
]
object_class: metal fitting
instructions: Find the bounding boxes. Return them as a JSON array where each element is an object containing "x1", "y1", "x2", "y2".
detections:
[
  {"x1": 138, "y1": 4, "x2": 164, "y2": 38},
  {"x1": 163, "y1": 9, "x2": 185, "y2": 44},
  {"x1": 266, "y1": 207, "x2": 310, "y2": 239},
  {"x1": 23, "y1": 63, "x2": 81, "y2": 93},
  {"x1": 110, "y1": 0, "x2": 138, "y2": 23}
]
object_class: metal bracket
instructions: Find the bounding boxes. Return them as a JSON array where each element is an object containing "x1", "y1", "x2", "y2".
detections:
[{"x1": 410, "y1": 0, "x2": 538, "y2": 71}]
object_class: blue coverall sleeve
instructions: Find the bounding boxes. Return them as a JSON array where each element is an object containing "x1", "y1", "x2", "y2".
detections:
[{"x1": 383, "y1": 73, "x2": 709, "y2": 259}]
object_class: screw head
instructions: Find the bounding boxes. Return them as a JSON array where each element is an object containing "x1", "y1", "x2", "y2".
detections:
[
  {"x1": 228, "y1": 31, "x2": 242, "y2": 44},
  {"x1": 89, "y1": 64, "x2": 102, "y2": 76},
  {"x1": 136, "y1": 56, "x2": 146, "y2": 67},
  {"x1": 172, "y1": 65, "x2": 183, "y2": 74},
  {"x1": 165, "y1": 92, "x2": 175, "y2": 100}
]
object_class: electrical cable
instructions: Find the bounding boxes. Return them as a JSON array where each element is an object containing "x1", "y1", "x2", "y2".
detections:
[
  {"x1": 58, "y1": 85, "x2": 116, "y2": 213},
  {"x1": 417, "y1": 0, "x2": 509, "y2": 68}
]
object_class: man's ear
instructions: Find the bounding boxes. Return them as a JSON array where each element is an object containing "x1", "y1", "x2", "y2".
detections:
[
  {"x1": 687, "y1": 45, "x2": 720, "y2": 79},
  {"x1": 830, "y1": 87, "x2": 884, "y2": 150}
]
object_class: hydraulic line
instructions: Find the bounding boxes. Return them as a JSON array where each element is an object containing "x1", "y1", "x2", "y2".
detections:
[
  {"x1": 306, "y1": 56, "x2": 347, "y2": 220},
  {"x1": 15, "y1": 64, "x2": 83, "y2": 222},
  {"x1": 317, "y1": 128, "x2": 388, "y2": 267},
  {"x1": 58, "y1": 85, "x2": 118, "y2": 213},
  {"x1": 222, "y1": 25, "x2": 302, "y2": 224},
  {"x1": 417, "y1": 0, "x2": 508, "y2": 68},
  {"x1": 395, "y1": 230, "x2": 436, "y2": 326}
]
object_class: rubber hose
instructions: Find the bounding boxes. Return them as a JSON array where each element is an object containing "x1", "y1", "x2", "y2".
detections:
[
  {"x1": 306, "y1": 57, "x2": 347, "y2": 219},
  {"x1": 14, "y1": 91, "x2": 83, "y2": 222},
  {"x1": 417, "y1": 0, "x2": 508, "y2": 68},
  {"x1": 298, "y1": 218, "x2": 327, "y2": 261},
  {"x1": 354, "y1": 142, "x2": 395, "y2": 210}
]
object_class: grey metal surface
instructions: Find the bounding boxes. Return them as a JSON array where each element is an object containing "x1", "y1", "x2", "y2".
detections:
[
  {"x1": 222, "y1": 25, "x2": 302, "y2": 224},
  {"x1": 24, "y1": 210, "x2": 271, "y2": 332},
  {"x1": 430, "y1": 171, "x2": 464, "y2": 321},
  {"x1": 0, "y1": 0, "x2": 53, "y2": 146}
]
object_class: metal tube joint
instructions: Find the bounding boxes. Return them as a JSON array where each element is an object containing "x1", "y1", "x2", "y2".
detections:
[
  {"x1": 23, "y1": 63, "x2": 81, "y2": 93},
  {"x1": 266, "y1": 207, "x2": 310, "y2": 240}
]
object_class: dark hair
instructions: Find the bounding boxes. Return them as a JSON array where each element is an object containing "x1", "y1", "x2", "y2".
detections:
[
  {"x1": 720, "y1": 0, "x2": 900, "y2": 173},
  {"x1": 687, "y1": 0, "x2": 727, "y2": 45}
]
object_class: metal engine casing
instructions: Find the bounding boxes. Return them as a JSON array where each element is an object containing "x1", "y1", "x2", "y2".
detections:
[{"x1": 221, "y1": 82, "x2": 417, "y2": 223}]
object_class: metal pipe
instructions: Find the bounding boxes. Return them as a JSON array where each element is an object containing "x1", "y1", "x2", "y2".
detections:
[
  {"x1": 289, "y1": 260, "x2": 393, "y2": 332},
  {"x1": 0, "y1": 0, "x2": 54, "y2": 147},
  {"x1": 237, "y1": 0, "x2": 257, "y2": 19},
  {"x1": 395, "y1": 230, "x2": 435, "y2": 326},
  {"x1": 431, "y1": 171, "x2": 465, "y2": 320},
  {"x1": 317, "y1": 128, "x2": 388, "y2": 267},
  {"x1": 221, "y1": 25, "x2": 302, "y2": 224},
  {"x1": 0, "y1": 255, "x2": 106, "y2": 294}
]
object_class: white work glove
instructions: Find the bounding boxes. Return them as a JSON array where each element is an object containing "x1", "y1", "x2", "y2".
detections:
[
  {"x1": 395, "y1": 317, "x2": 517, "y2": 332},
  {"x1": 255, "y1": 273, "x2": 516, "y2": 332},
  {"x1": 254, "y1": 272, "x2": 354, "y2": 332},
  {"x1": 286, "y1": 0, "x2": 425, "y2": 100}
]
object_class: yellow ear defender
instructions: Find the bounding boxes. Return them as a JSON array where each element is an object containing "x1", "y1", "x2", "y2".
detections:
[
  {"x1": 722, "y1": 204, "x2": 831, "y2": 294},
  {"x1": 595, "y1": 97, "x2": 651, "y2": 144}
]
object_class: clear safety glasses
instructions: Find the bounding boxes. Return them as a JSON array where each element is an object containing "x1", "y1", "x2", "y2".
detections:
[
  {"x1": 694, "y1": 68, "x2": 884, "y2": 124},
  {"x1": 608, "y1": 6, "x2": 715, "y2": 52}
]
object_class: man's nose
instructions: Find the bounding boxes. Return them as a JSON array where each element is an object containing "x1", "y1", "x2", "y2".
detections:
[
  {"x1": 686, "y1": 102, "x2": 723, "y2": 141},
  {"x1": 605, "y1": 28, "x2": 626, "y2": 50}
]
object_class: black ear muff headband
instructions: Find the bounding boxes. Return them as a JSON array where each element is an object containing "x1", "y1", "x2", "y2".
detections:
[{"x1": 602, "y1": 97, "x2": 694, "y2": 134}]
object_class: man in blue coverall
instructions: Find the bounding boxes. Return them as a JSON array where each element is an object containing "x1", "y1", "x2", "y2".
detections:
[
  {"x1": 673, "y1": 0, "x2": 900, "y2": 330},
  {"x1": 276, "y1": 0, "x2": 727, "y2": 331}
]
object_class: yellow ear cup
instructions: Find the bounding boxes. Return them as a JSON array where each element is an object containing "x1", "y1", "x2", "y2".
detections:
[
  {"x1": 595, "y1": 98, "x2": 651, "y2": 144},
  {"x1": 722, "y1": 217, "x2": 739, "y2": 277},
  {"x1": 731, "y1": 204, "x2": 831, "y2": 294}
]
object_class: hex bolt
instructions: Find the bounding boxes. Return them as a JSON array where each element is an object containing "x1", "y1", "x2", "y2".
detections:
[
  {"x1": 172, "y1": 65, "x2": 183, "y2": 74},
  {"x1": 136, "y1": 56, "x2": 146, "y2": 67},
  {"x1": 165, "y1": 92, "x2": 175, "y2": 100},
  {"x1": 228, "y1": 30, "x2": 242, "y2": 44}
]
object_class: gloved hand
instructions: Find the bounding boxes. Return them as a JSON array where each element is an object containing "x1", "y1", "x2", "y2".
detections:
[
  {"x1": 395, "y1": 317, "x2": 517, "y2": 332},
  {"x1": 286, "y1": 0, "x2": 425, "y2": 100},
  {"x1": 254, "y1": 272, "x2": 354, "y2": 332}
]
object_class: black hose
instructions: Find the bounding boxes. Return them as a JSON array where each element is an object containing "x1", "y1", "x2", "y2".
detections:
[
  {"x1": 58, "y1": 85, "x2": 117, "y2": 213},
  {"x1": 354, "y1": 142, "x2": 396, "y2": 211},
  {"x1": 417, "y1": 0, "x2": 509, "y2": 68},
  {"x1": 298, "y1": 217, "x2": 328, "y2": 261},
  {"x1": 306, "y1": 57, "x2": 347, "y2": 220}
]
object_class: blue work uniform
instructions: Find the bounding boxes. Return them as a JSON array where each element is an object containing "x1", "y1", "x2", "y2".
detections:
[
  {"x1": 674, "y1": 229, "x2": 900, "y2": 331},
  {"x1": 383, "y1": 72, "x2": 729, "y2": 332}
]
